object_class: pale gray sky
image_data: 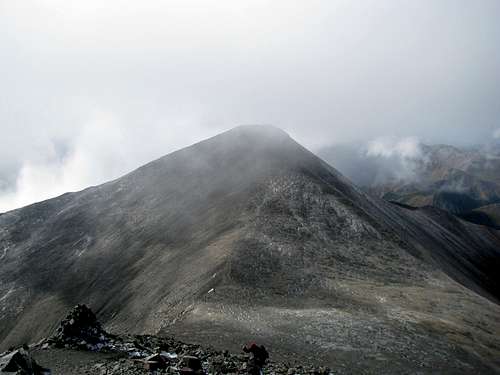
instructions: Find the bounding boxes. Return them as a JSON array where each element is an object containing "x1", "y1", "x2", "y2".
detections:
[{"x1": 1, "y1": 0, "x2": 500, "y2": 211}]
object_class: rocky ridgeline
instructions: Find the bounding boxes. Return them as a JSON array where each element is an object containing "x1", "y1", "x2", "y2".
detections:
[{"x1": 24, "y1": 305, "x2": 332, "y2": 374}]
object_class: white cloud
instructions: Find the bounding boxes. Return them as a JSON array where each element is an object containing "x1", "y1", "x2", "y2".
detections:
[
  {"x1": 0, "y1": 107, "x2": 218, "y2": 212},
  {"x1": 0, "y1": 111, "x2": 122, "y2": 212},
  {"x1": 365, "y1": 136, "x2": 425, "y2": 183},
  {"x1": 1, "y1": 1, "x2": 500, "y2": 210},
  {"x1": 367, "y1": 136, "x2": 422, "y2": 159}
]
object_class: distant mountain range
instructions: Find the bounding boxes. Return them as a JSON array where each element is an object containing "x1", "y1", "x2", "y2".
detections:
[
  {"x1": 319, "y1": 142, "x2": 500, "y2": 228},
  {"x1": 1, "y1": 127, "x2": 499, "y2": 373}
]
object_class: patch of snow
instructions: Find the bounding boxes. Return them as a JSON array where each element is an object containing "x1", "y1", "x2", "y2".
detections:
[
  {"x1": 161, "y1": 352, "x2": 178, "y2": 359},
  {"x1": 74, "y1": 235, "x2": 93, "y2": 257},
  {"x1": 377, "y1": 296, "x2": 387, "y2": 303},
  {"x1": 0, "y1": 287, "x2": 14, "y2": 303},
  {"x1": 0, "y1": 245, "x2": 9, "y2": 260}
]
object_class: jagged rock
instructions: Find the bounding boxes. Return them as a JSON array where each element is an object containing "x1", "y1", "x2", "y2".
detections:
[
  {"x1": 0, "y1": 346, "x2": 51, "y2": 374},
  {"x1": 50, "y1": 304, "x2": 109, "y2": 350}
]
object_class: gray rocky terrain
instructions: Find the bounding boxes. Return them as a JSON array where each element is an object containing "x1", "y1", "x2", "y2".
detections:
[
  {"x1": 1, "y1": 126, "x2": 499, "y2": 373},
  {"x1": 0, "y1": 304, "x2": 331, "y2": 375}
]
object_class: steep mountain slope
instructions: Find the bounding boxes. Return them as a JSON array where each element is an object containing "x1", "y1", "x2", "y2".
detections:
[
  {"x1": 376, "y1": 167, "x2": 500, "y2": 215},
  {"x1": 460, "y1": 203, "x2": 500, "y2": 229},
  {"x1": 1, "y1": 126, "x2": 499, "y2": 373}
]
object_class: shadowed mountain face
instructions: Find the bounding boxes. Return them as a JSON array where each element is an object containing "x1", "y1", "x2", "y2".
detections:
[
  {"x1": 462, "y1": 203, "x2": 500, "y2": 229},
  {"x1": 1, "y1": 126, "x2": 500, "y2": 373}
]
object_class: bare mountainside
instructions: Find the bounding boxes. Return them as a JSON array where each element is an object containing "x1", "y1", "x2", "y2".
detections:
[{"x1": 1, "y1": 126, "x2": 500, "y2": 373}]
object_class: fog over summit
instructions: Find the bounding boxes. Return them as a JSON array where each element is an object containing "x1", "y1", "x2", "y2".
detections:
[
  {"x1": 2, "y1": 0, "x2": 500, "y2": 211},
  {"x1": 1, "y1": 126, "x2": 499, "y2": 372}
]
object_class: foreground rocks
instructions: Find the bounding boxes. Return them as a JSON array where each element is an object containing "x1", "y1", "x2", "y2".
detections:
[
  {"x1": 38, "y1": 331, "x2": 332, "y2": 374},
  {"x1": 48, "y1": 304, "x2": 111, "y2": 351},
  {"x1": 0, "y1": 345, "x2": 51, "y2": 374},
  {"x1": 3, "y1": 305, "x2": 332, "y2": 375}
]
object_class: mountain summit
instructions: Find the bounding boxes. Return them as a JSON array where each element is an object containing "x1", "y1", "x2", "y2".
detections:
[{"x1": 1, "y1": 126, "x2": 499, "y2": 373}]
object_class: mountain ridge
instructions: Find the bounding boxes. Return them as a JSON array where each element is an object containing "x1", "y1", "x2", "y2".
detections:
[{"x1": 1, "y1": 126, "x2": 499, "y2": 373}]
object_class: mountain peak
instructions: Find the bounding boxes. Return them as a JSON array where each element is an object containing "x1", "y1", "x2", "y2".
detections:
[
  {"x1": 225, "y1": 124, "x2": 290, "y2": 138},
  {"x1": 1, "y1": 128, "x2": 500, "y2": 372},
  {"x1": 200, "y1": 124, "x2": 294, "y2": 151},
  {"x1": 136, "y1": 124, "x2": 309, "y2": 186}
]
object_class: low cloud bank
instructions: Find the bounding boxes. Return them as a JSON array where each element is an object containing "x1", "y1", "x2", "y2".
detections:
[
  {"x1": 319, "y1": 137, "x2": 426, "y2": 187},
  {"x1": 0, "y1": 111, "x2": 214, "y2": 213}
]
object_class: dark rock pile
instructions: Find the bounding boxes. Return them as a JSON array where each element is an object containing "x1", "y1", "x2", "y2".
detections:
[{"x1": 48, "y1": 304, "x2": 110, "y2": 350}]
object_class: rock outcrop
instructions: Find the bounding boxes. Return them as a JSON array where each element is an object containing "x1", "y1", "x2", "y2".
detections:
[{"x1": 49, "y1": 304, "x2": 110, "y2": 351}]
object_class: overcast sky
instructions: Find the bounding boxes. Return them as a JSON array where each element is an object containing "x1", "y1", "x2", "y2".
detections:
[{"x1": 1, "y1": 0, "x2": 500, "y2": 212}]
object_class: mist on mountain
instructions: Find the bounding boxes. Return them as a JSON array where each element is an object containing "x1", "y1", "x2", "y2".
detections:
[
  {"x1": 1, "y1": 126, "x2": 499, "y2": 373},
  {"x1": 318, "y1": 137, "x2": 500, "y2": 226}
]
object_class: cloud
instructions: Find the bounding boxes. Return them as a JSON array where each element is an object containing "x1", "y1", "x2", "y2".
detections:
[
  {"x1": 1, "y1": 1, "x2": 500, "y2": 210},
  {"x1": 366, "y1": 137, "x2": 422, "y2": 160},
  {"x1": 0, "y1": 111, "x2": 123, "y2": 212},
  {"x1": 319, "y1": 136, "x2": 427, "y2": 186},
  {"x1": 0, "y1": 110, "x2": 215, "y2": 212},
  {"x1": 494, "y1": 128, "x2": 500, "y2": 139},
  {"x1": 365, "y1": 137, "x2": 426, "y2": 184}
]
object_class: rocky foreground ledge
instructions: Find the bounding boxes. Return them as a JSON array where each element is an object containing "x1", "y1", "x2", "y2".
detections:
[{"x1": 0, "y1": 305, "x2": 332, "y2": 375}]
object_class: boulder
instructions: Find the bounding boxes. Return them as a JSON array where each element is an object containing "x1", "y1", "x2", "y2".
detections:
[
  {"x1": 0, "y1": 346, "x2": 51, "y2": 374},
  {"x1": 51, "y1": 304, "x2": 109, "y2": 349}
]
